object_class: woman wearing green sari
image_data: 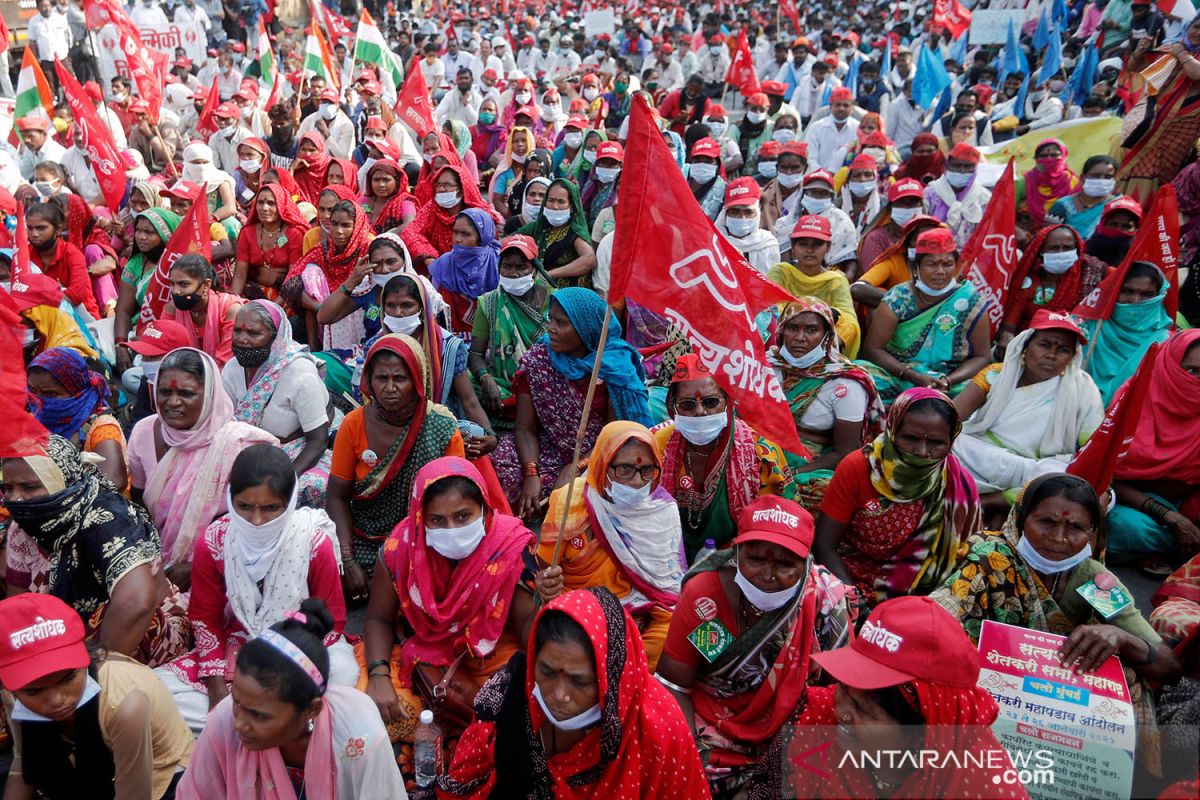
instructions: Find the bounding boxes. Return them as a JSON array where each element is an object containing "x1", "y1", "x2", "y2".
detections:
[
  {"x1": 113, "y1": 208, "x2": 182, "y2": 373},
  {"x1": 515, "y1": 178, "x2": 596, "y2": 288},
  {"x1": 770, "y1": 299, "x2": 883, "y2": 510},
  {"x1": 1081, "y1": 261, "x2": 1174, "y2": 406},
  {"x1": 469, "y1": 234, "x2": 553, "y2": 431},
  {"x1": 860, "y1": 227, "x2": 991, "y2": 403},
  {"x1": 562, "y1": 127, "x2": 607, "y2": 184}
]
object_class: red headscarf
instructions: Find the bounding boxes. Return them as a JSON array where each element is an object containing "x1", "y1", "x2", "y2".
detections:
[
  {"x1": 237, "y1": 136, "x2": 271, "y2": 178},
  {"x1": 1004, "y1": 223, "x2": 1086, "y2": 318},
  {"x1": 414, "y1": 132, "x2": 464, "y2": 206},
  {"x1": 285, "y1": 183, "x2": 371, "y2": 287},
  {"x1": 402, "y1": 164, "x2": 501, "y2": 262},
  {"x1": 893, "y1": 132, "x2": 945, "y2": 183},
  {"x1": 1115, "y1": 329, "x2": 1200, "y2": 484},
  {"x1": 326, "y1": 157, "x2": 360, "y2": 191},
  {"x1": 291, "y1": 131, "x2": 332, "y2": 205},
  {"x1": 245, "y1": 182, "x2": 309, "y2": 232},
  {"x1": 263, "y1": 166, "x2": 301, "y2": 205},
  {"x1": 365, "y1": 158, "x2": 414, "y2": 232}
]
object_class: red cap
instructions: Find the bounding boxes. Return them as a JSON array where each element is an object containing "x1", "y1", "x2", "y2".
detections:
[
  {"x1": 500, "y1": 234, "x2": 539, "y2": 260},
  {"x1": 581, "y1": 73, "x2": 600, "y2": 86},
  {"x1": 15, "y1": 116, "x2": 49, "y2": 133},
  {"x1": 358, "y1": 79, "x2": 382, "y2": 95},
  {"x1": 670, "y1": 352, "x2": 711, "y2": 383},
  {"x1": 902, "y1": 215, "x2": 942, "y2": 234},
  {"x1": 690, "y1": 137, "x2": 720, "y2": 159},
  {"x1": 915, "y1": 227, "x2": 957, "y2": 255},
  {"x1": 746, "y1": 92, "x2": 768, "y2": 107},
  {"x1": 239, "y1": 78, "x2": 258, "y2": 96},
  {"x1": 319, "y1": 88, "x2": 340, "y2": 103},
  {"x1": 121, "y1": 319, "x2": 191, "y2": 356},
  {"x1": 173, "y1": 57, "x2": 193, "y2": 69},
  {"x1": 724, "y1": 177, "x2": 761, "y2": 208},
  {"x1": 761, "y1": 80, "x2": 788, "y2": 97},
  {"x1": 162, "y1": 180, "x2": 204, "y2": 201},
  {"x1": 758, "y1": 140, "x2": 781, "y2": 159},
  {"x1": 232, "y1": 89, "x2": 254, "y2": 102},
  {"x1": 482, "y1": 67, "x2": 498, "y2": 80},
  {"x1": 661, "y1": 43, "x2": 674, "y2": 54},
  {"x1": 365, "y1": 115, "x2": 387, "y2": 131},
  {"x1": 706, "y1": 103, "x2": 726, "y2": 117},
  {"x1": 861, "y1": 130, "x2": 892, "y2": 148},
  {"x1": 83, "y1": 81, "x2": 103, "y2": 103},
  {"x1": 129, "y1": 99, "x2": 151, "y2": 115},
  {"x1": 1102, "y1": 195, "x2": 1143, "y2": 222},
  {"x1": 948, "y1": 141, "x2": 981, "y2": 164},
  {"x1": 0, "y1": 594, "x2": 89, "y2": 691},
  {"x1": 595, "y1": 141, "x2": 624, "y2": 162},
  {"x1": 735, "y1": 496, "x2": 814, "y2": 558},
  {"x1": 4, "y1": 273, "x2": 63, "y2": 311},
  {"x1": 888, "y1": 177, "x2": 925, "y2": 202},
  {"x1": 790, "y1": 214, "x2": 832, "y2": 242},
  {"x1": 565, "y1": 114, "x2": 588, "y2": 130},
  {"x1": 569, "y1": 98, "x2": 587, "y2": 112},
  {"x1": 849, "y1": 153, "x2": 877, "y2": 171},
  {"x1": 213, "y1": 102, "x2": 239, "y2": 120},
  {"x1": 708, "y1": 32, "x2": 726, "y2": 44},
  {"x1": 813, "y1": 596, "x2": 981, "y2": 689},
  {"x1": 802, "y1": 168, "x2": 835, "y2": 188},
  {"x1": 231, "y1": 41, "x2": 246, "y2": 53},
  {"x1": 367, "y1": 137, "x2": 402, "y2": 161},
  {"x1": 190, "y1": 85, "x2": 210, "y2": 101},
  {"x1": 1028, "y1": 308, "x2": 1087, "y2": 344},
  {"x1": 830, "y1": 86, "x2": 854, "y2": 103}
]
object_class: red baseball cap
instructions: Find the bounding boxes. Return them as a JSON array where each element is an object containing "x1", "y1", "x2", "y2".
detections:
[
  {"x1": 746, "y1": 92, "x2": 768, "y2": 107},
  {"x1": 565, "y1": 114, "x2": 588, "y2": 130},
  {"x1": 213, "y1": 102, "x2": 240, "y2": 120},
  {"x1": 358, "y1": 79, "x2": 382, "y2": 95},
  {"x1": 757, "y1": 141, "x2": 781, "y2": 160},
  {"x1": 948, "y1": 141, "x2": 981, "y2": 164},
  {"x1": 162, "y1": 180, "x2": 204, "y2": 202},
  {"x1": 500, "y1": 234, "x2": 539, "y2": 260},
  {"x1": 0, "y1": 594, "x2": 89, "y2": 691},
  {"x1": 802, "y1": 169, "x2": 835, "y2": 189},
  {"x1": 690, "y1": 137, "x2": 721, "y2": 160},
  {"x1": 366, "y1": 137, "x2": 402, "y2": 161},
  {"x1": 482, "y1": 68, "x2": 498, "y2": 80},
  {"x1": 319, "y1": 88, "x2": 340, "y2": 103},
  {"x1": 735, "y1": 496, "x2": 814, "y2": 558},
  {"x1": 1102, "y1": 196, "x2": 1143, "y2": 222},
  {"x1": 121, "y1": 319, "x2": 191, "y2": 357},
  {"x1": 595, "y1": 141, "x2": 624, "y2": 162},
  {"x1": 778, "y1": 141, "x2": 808, "y2": 159},
  {"x1": 849, "y1": 153, "x2": 877, "y2": 172},
  {"x1": 830, "y1": 86, "x2": 854, "y2": 103},
  {"x1": 724, "y1": 177, "x2": 761, "y2": 208},
  {"x1": 790, "y1": 214, "x2": 832, "y2": 242},
  {"x1": 1028, "y1": 308, "x2": 1087, "y2": 344},
  {"x1": 190, "y1": 85, "x2": 210, "y2": 101},
  {"x1": 888, "y1": 178, "x2": 925, "y2": 202},
  {"x1": 813, "y1": 596, "x2": 981, "y2": 689},
  {"x1": 231, "y1": 41, "x2": 246, "y2": 53},
  {"x1": 4, "y1": 272, "x2": 64, "y2": 312},
  {"x1": 761, "y1": 80, "x2": 788, "y2": 97},
  {"x1": 915, "y1": 227, "x2": 957, "y2": 255},
  {"x1": 129, "y1": 99, "x2": 151, "y2": 115}
]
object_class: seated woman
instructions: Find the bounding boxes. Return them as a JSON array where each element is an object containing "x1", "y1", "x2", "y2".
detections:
[
  {"x1": 230, "y1": 184, "x2": 308, "y2": 302},
  {"x1": 441, "y1": 587, "x2": 710, "y2": 799},
  {"x1": 715, "y1": 177, "x2": 780, "y2": 275},
  {"x1": 922, "y1": 142, "x2": 990, "y2": 250},
  {"x1": 856, "y1": 179, "x2": 927, "y2": 275},
  {"x1": 361, "y1": 457, "x2": 536, "y2": 745},
  {"x1": 25, "y1": 202, "x2": 99, "y2": 319},
  {"x1": 859, "y1": 227, "x2": 991, "y2": 401},
  {"x1": 656, "y1": 498, "x2": 856, "y2": 798},
  {"x1": 1000, "y1": 223, "x2": 1103, "y2": 351},
  {"x1": 488, "y1": 126, "x2": 536, "y2": 213},
  {"x1": 27, "y1": 347, "x2": 127, "y2": 490},
  {"x1": 516, "y1": 178, "x2": 597, "y2": 289},
  {"x1": 429, "y1": 208, "x2": 501, "y2": 334},
  {"x1": 6, "y1": 273, "x2": 101, "y2": 368},
  {"x1": 403, "y1": 164, "x2": 499, "y2": 271},
  {"x1": 771, "y1": 299, "x2": 883, "y2": 509},
  {"x1": 2, "y1": 434, "x2": 190, "y2": 668},
  {"x1": 291, "y1": 132, "x2": 332, "y2": 205},
  {"x1": 493, "y1": 287, "x2": 653, "y2": 516},
  {"x1": 468, "y1": 234, "x2": 552, "y2": 432},
  {"x1": 1046, "y1": 155, "x2": 1121, "y2": 239},
  {"x1": 850, "y1": 213, "x2": 941, "y2": 309},
  {"x1": 128, "y1": 347, "x2": 277, "y2": 592},
  {"x1": 222, "y1": 300, "x2": 333, "y2": 507},
  {"x1": 0, "y1": 593, "x2": 194, "y2": 800},
  {"x1": 155, "y1": 445, "x2": 354, "y2": 734},
  {"x1": 1081, "y1": 261, "x2": 1173, "y2": 406},
  {"x1": 180, "y1": 142, "x2": 239, "y2": 239},
  {"x1": 1084, "y1": 196, "x2": 1142, "y2": 270},
  {"x1": 504, "y1": 175, "x2": 551, "y2": 235},
  {"x1": 953, "y1": 310, "x2": 1104, "y2": 513},
  {"x1": 653, "y1": 355, "x2": 795, "y2": 561},
  {"x1": 789, "y1": 596, "x2": 1028, "y2": 798},
  {"x1": 815, "y1": 388, "x2": 982, "y2": 607},
  {"x1": 327, "y1": 335, "x2": 465, "y2": 598},
  {"x1": 766, "y1": 215, "x2": 861, "y2": 358},
  {"x1": 1109, "y1": 330, "x2": 1200, "y2": 564},
  {"x1": 1020, "y1": 138, "x2": 1081, "y2": 229},
  {"x1": 114, "y1": 208, "x2": 181, "y2": 371},
  {"x1": 162, "y1": 255, "x2": 243, "y2": 368},
  {"x1": 536, "y1": 421, "x2": 683, "y2": 670},
  {"x1": 161, "y1": 181, "x2": 237, "y2": 285},
  {"x1": 364, "y1": 159, "x2": 416, "y2": 233},
  {"x1": 1150, "y1": 552, "x2": 1200, "y2": 791},
  {"x1": 179, "y1": 600, "x2": 405, "y2": 797}
]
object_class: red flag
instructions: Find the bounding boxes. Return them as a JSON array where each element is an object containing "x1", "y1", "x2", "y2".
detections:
[
  {"x1": 137, "y1": 199, "x2": 213, "y2": 334},
  {"x1": 959, "y1": 158, "x2": 1017, "y2": 333},
  {"x1": 0, "y1": 302, "x2": 49, "y2": 458},
  {"x1": 725, "y1": 30, "x2": 761, "y2": 96},
  {"x1": 196, "y1": 77, "x2": 221, "y2": 139},
  {"x1": 778, "y1": 0, "x2": 801, "y2": 34},
  {"x1": 393, "y1": 63, "x2": 436, "y2": 138},
  {"x1": 1074, "y1": 184, "x2": 1180, "y2": 321},
  {"x1": 608, "y1": 96, "x2": 808, "y2": 456},
  {"x1": 84, "y1": 0, "x2": 165, "y2": 120},
  {"x1": 932, "y1": 0, "x2": 972, "y2": 38},
  {"x1": 1067, "y1": 342, "x2": 1159, "y2": 495},
  {"x1": 12, "y1": 208, "x2": 30, "y2": 282},
  {"x1": 55, "y1": 60, "x2": 127, "y2": 215}
]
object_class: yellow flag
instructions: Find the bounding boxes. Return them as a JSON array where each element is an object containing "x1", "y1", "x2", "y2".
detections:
[{"x1": 980, "y1": 116, "x2": 1122, "y2": 175}]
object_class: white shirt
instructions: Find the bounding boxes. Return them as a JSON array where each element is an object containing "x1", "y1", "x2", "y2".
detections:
[
  {"x1": 469, "y1": 53, "x2": 504, "y2": 81},
  {"x1": 804, "y1": 114, "x2": 860, "y2": 172},
  {"x1": 206, "y1": 125, "x2": 250, "y2": 174},
  {"x1": 419, "y1": 57, "x2": 446, "y2": 91},
  {"x1": 442, "y1": 50, "x2": 474, "y2": 84},
  {"x1": 529, "y1": 49, "x2": 557, "y2": 78},
  {"x1": 17, "y1": 139, "x2": 66, "y2": 181},
  {"x1": 172, "y1": 3, "x2": 209, "y2": 29},
  {"x1": 297, "y1": 109, "x2": 355, "y2": 159},
  {"x1": 216, "y1": 67, "x2": 243, "y2": 101},
  {"x1": 798, "y1": 378, "x2": 869, "y2": 430},
  {"x1": 129, "y1": 1, "x2": 168, "y2": 26},
  {"x1": 61, "y1": 146, "x2": 104, "y2": 205},
  {"x1": 435, "y1": 86, "x2": 482, "y2": 126},
  {"x1": 656, "y1": 58, "x2": 685, "y2": 92},
  {"x1": 221, "y1": 358, "x2": 329, "y2": 439},
  {"x1": 884, "y1": 95, "x2": 926, "y2": 151},
  {"x1": 696, "y1": 46, "x2": 730, "y2": 84},
  {"x1": 0, "y1": 149, "x2": 26, "y2": 194},
  {"x1": 26, "y1": 11, "x2": 71, "y2": 61}
]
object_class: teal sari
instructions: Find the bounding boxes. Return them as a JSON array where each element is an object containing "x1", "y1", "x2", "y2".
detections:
[{"x1": 1081, "y1": 284, "x2": 1173, "y2": 406}]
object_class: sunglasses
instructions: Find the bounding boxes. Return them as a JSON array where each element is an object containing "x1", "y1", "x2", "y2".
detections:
[{"x1": 675, "y1": 395, "x2": 724, "y2": 413}]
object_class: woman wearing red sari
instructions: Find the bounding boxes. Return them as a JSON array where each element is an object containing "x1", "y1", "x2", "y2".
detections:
[
  {"x1": 231, "y1": 184, "x2": 309, "y2": 301},
  {"x1": 364, "y1": 159, "x2": 416, "y2": 233},
  {"x1": 403, "y1": 164, "x2": 500, "y2": 270},
  {"x1": 291, "y1": 132, "x2": 332, "y2": 205},
  {"x1": 442, "y1": 587, "x2": 711, "y2": 799},
  {"x1": 999, "y1": 223, "x2": 1104, "y2": 348}
]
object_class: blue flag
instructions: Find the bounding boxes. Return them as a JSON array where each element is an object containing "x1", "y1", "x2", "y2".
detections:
[
  {"x1": 932, "y1": 83, "x2": 954, "y2": 122},
  {"x1": 1000, "y1": 17, "x2": 1021, "y2": 83},
  {"x1": 949, "y1": 29, "x2": 969, "y2": 64},
  {"x1": 1062, "y1": 39, "x2": 1098, "y2": 105},
  {"x1": 913, "y1": 43, "x2": 952, "y2": 108},
  {"x1": 1053, "y1": 0, "x2": 1069, "y2": 26},
  {"x1": 781, "y1": 61, "x2": 800, "y2": 100},
  {"x1": 845, "y1": 53, "x2": 861, "y2": 96},
  {"x1": 1033, "y1": 11, "x2": 1051, "y2": 50},
  {"x1": 1037, "y1": 24, "x2": 1062, "y2": 83},
  {"x1": 881, "y1": 39, "x2": 892, "y2": 80}
]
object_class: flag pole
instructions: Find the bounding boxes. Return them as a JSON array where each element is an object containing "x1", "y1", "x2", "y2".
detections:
[
  {"x1": 153, "y1": 125, "x2": 180, "y2": 179},
  {"x1": 1081, "y1": 318, "x2": 1105, "y2": 371},
  {"x1": 550, "y1": 303, "x2": 614, "y2": 567}
]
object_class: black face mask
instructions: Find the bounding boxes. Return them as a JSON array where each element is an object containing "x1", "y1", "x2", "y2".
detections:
[
  {"x1": 172, "y1": 291, "x2": 203, "y2": 311},
  {"x1": 1085, "y1": 231, "x2": 1133, "y2": 267},
  {"x1": 232, "y1": 342, "x2": 271, "y2": 369}
]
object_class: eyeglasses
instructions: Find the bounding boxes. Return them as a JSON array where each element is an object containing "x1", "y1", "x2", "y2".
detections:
[
  {"x1": 674, "y1": 395, "x2": 724, "y2": 413},
  {"x1": 608, "y1": 463, "x2": 662, "y2": 482}
]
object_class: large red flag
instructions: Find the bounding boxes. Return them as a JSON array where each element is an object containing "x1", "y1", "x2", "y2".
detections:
[
  {"x1": 959, "y1": 158, "x2": 1017, "y2": 333},
  {"x1": 1067, "y1": 341, "x2": 1159, "y2": 495},
  {"x1": 0, "y1": 301, "x2": 49, "y2": 457},
  {"x1": 137, "y1": 200, "x2": 213, "y2": 334},
  {"x1": 608, "y1": 95, "x2": 807, "y2": 456},
  {"x1": 393, "y1": 63, "x2": 436, "y2": 138},
  {"x1": 196, "y1": 77, "x2": 221, "y2": 140},
  {"x1": 932, "y1": 0, "x2": 972, "y2": 37},
  {"x1": 12, "y1": 207, "x2": 30, "y2": 282},
  {"x1": 1074, "y1": 184, "x2": 1180, "y2": 321},
  {"x1": 55, "y1": 60, "x2": 127, "y2": 215},
  {"x1": 778, "y1": 0, "x2": 801, "y2": 34},
  {"x1": 85, "y1": 0, "x2": 165, "y2": 120},
  {"x1": 725, "y1": 30, "x2": 761, "y2": 96}
]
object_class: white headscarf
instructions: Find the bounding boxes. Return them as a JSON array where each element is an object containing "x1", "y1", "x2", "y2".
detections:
[{"x1": 181, "y1": 141, "x2": 234, "y2": 192}]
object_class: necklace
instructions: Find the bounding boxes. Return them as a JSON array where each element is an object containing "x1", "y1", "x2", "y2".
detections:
[{"x1": 680, "y1": 443, "x2": 716, "y2": 529}]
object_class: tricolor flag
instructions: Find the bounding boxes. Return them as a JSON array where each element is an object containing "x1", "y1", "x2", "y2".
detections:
[
  {"x1": 353, "y1": 10, "x2": 403, "y2": 100},
  {"x1": 13, "y1": 48, "x2": 54, "y2": 139},
  {"x1": 257, "y1": 18, "x2": 280, "y2": 110},
  {"x1": 303, "y1": 24, "x2": 340, "y2": 91}
]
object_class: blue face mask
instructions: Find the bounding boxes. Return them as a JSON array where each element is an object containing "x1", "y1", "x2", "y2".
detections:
[{"x1": 32, "y1": 391, "x2": 101, "y2": 440}]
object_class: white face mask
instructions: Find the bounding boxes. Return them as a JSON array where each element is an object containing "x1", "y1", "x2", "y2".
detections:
[
  {"x1": 515, "y1": 91, "x2": 532, "y2": 104},
  {"x1": 772, "y1": 128, "x2": 797, "y2": 144},
  {"x1": 689, "y1": 162, "x2": 717, "y2": 183},
  {"x1": 733, "y1": 561, "x2": 801, "y2": 612},
  {"x1": 673, "y1": 411, "x2": 728, "y2": 445},
  {"x1": 915, "y1": 276, "x2": 959, "y2": 297},
  {"x1": 1082, "y1": 177, "x2": 1115, "y2": 198},
  {"x1": 511, "y1": 152, "x2": 528, "y2": 164},
  {"x1": 705, "y1": 120, "x2": 727, "y2": 137},
  {"x1": 725, "y1": 213, "x2": 759, "y2": 238},
  {"x1": 33, "y1": 181, "x2": 57, "y2": 197},
  {"x1": 583, "y1": 87, "x2": 599, "y2": 101},
  {"x1": 581, "y1": 149, "x2": 597, "y2": 164},
  {"x1": 422, "y1": 153, "x2": 435, "y2": 164},
  {"x1": 606, "y1": 479, "x2": 652, "y2": 508},
  {"x1": 759, "y1": 161, "x2": 777, "y2": 178},
  {"x1": 227, "y1": 487, "x2": 298, "y2": 579},
  {"x1": 849, "y1": 179, "x2": 876, "y2": 197},
  {"x1": 781, "y1": 339, "x2": 827, "y2": 368},
  {"x1": 425, "y1": 515, "x2": 487, "y2": 560},
  {"x1": 182, "y1": 163, "x2": 206, "y2": 182},
  {"x1": 1042, "y1": 250, "x2": 1077, "y2": 274},
  {"x1": 522, "y1": 200, "x2": 543, "y2": 223},
  {"x1": 594, "y1": 166, "x2": 620, "y2": 184},
  {"x1": 945, "y1": 170, "x2": 973, "y2": 189},
  {"x1": 22, "y1": 327, "x2": 36, "y2": 348},
  {"x1": 890, "y1": 205, "x2": 920, "y2": 227},
  {"x1": 563, "y1": 131, "x2": 583, "y2": 148},
  {"x1": 435, "y1": 191, "x2": 461, "y2": 208},
  {"x1": 1016, "y1": 534, "x2": 1092, "y2": 575},
  {"x1": 239, "y1": 158, "x2": 262, "y2": 174},
  {"x1": 802, "y1": 195, "x2": 832, "y2": 214},
  {"x1": 320, "y1": 104, "x2": 337, "y2": 119},
  {"x1": 499, "y1": 274, "x2": 535, "y2": 295},
  {"x1": 532, "y1": 683, "x2": 601, "y2": 730},
  {"x1": 543, "y1": 207, "x2": 571, "y2": 226},
  {"x1": 383, "y1": 311, "x2": 422, "y2": 335},
  {"x1": 777, "y1": 171, "x2": 803, "y2": 189},
  {"x1": 142, "y1": 358, "x2": 161, "y2": 384},
  {"x1": 746, "y1": 110, "x2": 767, "y2": 125}
]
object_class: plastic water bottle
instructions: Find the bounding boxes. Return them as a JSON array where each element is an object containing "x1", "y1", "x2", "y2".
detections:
[
  {"x1": 693, "y1": 538, "x2": 718, "y2": 567},
  {"x1": 350, "y1": 356, "x2": 365, "y2": 401},
  {"x1": 414, "y1": 709, "x2": 443, "y2": 789}
]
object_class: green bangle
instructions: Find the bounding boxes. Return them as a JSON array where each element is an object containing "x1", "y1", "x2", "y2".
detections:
[
  {"x1": 340, "y1": 283, "x2": 355, "y2": 297},
  {"x1": 366, "y1": 658, "x2": 390, "y2": 674}
]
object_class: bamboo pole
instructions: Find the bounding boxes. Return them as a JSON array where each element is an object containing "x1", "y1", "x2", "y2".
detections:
[{"x1": 153, "y1": 125, "x2": 180, "y2": 179}]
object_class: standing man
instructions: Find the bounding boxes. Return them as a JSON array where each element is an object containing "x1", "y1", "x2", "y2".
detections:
[{"x1": 26, "y1": 0, "x2": 71, "y2": 98}]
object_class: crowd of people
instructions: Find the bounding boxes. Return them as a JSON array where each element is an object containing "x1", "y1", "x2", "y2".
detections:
[{"x1": 2, "y1": 0, "x2": 1200, "y2": 797}]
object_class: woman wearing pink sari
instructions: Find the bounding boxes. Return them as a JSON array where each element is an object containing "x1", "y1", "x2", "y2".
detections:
[{"x1": 128, "y1": 347, "x2": 277, "y2": 591}]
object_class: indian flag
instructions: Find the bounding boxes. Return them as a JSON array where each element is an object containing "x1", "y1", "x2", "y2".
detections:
[
  {"x1": 353, "y1": 10, "x2": 403, "y2": 100},
  {"x1": 257, "y1": 18, "x2": 280, "y2": 110},
  {"x1": 13, "y1": 48, "x2": 53, "y2": 138},
  {"x1": 303, "y1": 24, "x2": 339, "y2": 91}
]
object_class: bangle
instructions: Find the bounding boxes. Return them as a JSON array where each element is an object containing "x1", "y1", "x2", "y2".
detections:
[
  {"x1": 522, "y1": 461, "x2": 539, "y2": 478},
  {"x1": 366, "y1": 658, "x2": 390, "y2": 673},
  {"x1": 1129, "y1": 638, "x2": 1157, "y2": 666},
  {"x1": 340, "y1": 283, "x2": 355, "y2": 297},
  {"x1": 368, "y1": 670, "x2": 391, "y2": 679},
  {"x1": 899, "y1": 367, "x2": 913, "y2": 381}
]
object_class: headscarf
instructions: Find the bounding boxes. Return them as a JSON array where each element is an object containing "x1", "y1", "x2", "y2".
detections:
[
  {"x1": 130, "y1": 181, "x2": 162, "y2": 211},
  {"x1": 286, "y1": 184, "x2": 373, "y2": 288},
  {"x1": 1024, "y1": 138, "x2": 1080, "y2": 227},
  {"x1": 365, "y1": 159, "x2": 414, "y2": 231},
  {"x1": 1005, "y1": 223, "x2": 1087, "y2": 315},
  {"x1": 414, "y1": 132, "x2": 464, "y2": 206},
  {"x1": 123, "y1": 208, "x2": 181, "y2": 314},
  {"x1": 245, "y1": 182, "x2": 308, "y2": 232},
  {"x1": 446, "y1": 119, "x2": 474, "y2": 159},
  {"x1": 428, "y1": 208, "x2": 501, "y2": 299},
  {"x1": 230, "y1": 300, "x2": 310, "y2": 427},
  {"x1": 517, "y1": 178, "x2": 593, "y2": 267},
  {"x1": 1082, "y1": 276, "x2": 1173, "y2": 404},
  {"x1": 326, "y1": 157, "x2": 360, "y2": 190},
  {"x1": 291, "y1": 131, "x2": 332, "y2": 204},
  {"x1": 663, "y1": 131, "x2": 686, "y2": 169},
  {"x1": 565, "y1": 128, "x2": 608, "y2": 182},
  {"x1": 518, "y1": 177, "x2": 552, "y2": 225},
  {"x1": 28, "y1": 348, "x2": 109, "y2": 441},
  {"x1": 506, "y1": 148, "x2": 553, "y2": 219},
  {"x1": 1114, "y1": 329, "x2": 1200, "y2": 484},
  {"x1": 544, "y1": 288, "x2": 652, "y2": 426},
  {"x1": 865, "y1": 388, "x2": 981, "y2": 598},
  {"x1": 384, "y1": 456, "x2": 533, "y2": 669},
  {"x1": 893, "y1": 132, "x2": 945, "y2": 183},
  {"x1": 472, "y1": 108, "x2": 508, "y2": 162},
  {"x1": 181, "y1": 142, "x2": 234, "y2": 193},
  {"x1": 488, "y1": 126, "x2": 537, "y2": 202},
  {"x1": 402, "y1": 164, "x2": 502, "y2": 263}
]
